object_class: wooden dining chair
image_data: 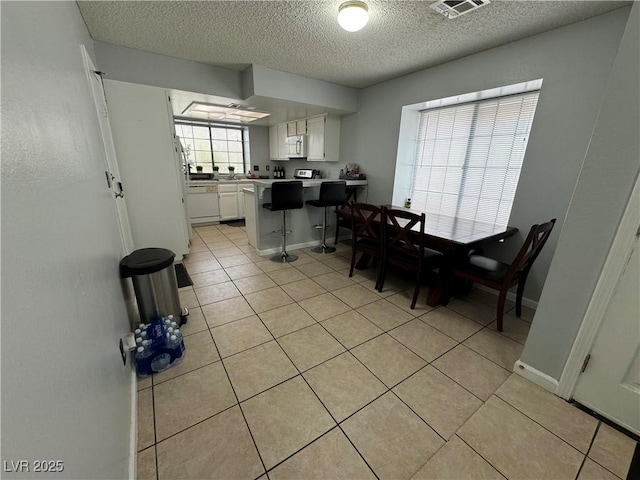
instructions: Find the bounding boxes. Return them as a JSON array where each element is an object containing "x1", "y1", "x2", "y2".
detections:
[
  {"x1": 453, "y1": 218, "x2": 556, "y2": 331},
  {"x1": 348, "y1": 203, "x2": 384, "y2": 289},
  {"x1": 378, "y1": 208, "x2": 443, "y2": 310},
  {"x1": 334, "y1": 187, "x2": 357, "y2": 245}
]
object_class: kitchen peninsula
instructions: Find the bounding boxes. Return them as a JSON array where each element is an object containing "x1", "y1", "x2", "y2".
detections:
[{"x1": 244, "y1": 179, "x2": 368, "y2": 255}]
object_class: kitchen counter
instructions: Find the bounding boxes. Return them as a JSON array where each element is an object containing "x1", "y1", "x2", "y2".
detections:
[
  {"x1": 252, "y1": 178, "x2": 367, "y2": 199},
  {"x1": 187, "y1": 179, "x2": 255, "y2": 187},
  {"x1": 243, "y1": 179, "x2": 368, "y2": 255}
]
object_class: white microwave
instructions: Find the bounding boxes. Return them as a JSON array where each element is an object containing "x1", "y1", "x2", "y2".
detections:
[{"x1": 284, "y1": 135, "x2": 307, "y2": 159}]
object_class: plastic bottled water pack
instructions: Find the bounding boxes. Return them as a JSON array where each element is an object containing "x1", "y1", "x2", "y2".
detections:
[{"x1": 134, "y1": 315, "x2": 186, "y2": 377}]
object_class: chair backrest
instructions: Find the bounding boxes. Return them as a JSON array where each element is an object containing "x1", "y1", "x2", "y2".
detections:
[
  {"x1": 507, "y1": 218, "x2": 556, "y2": 278},
  {"x1": 384, "y1": 209, "x2": 426, "y2": 264},
  {"x1": 270, "y1": 181, "x2": 303, "y2": 211},
  {"x1": 350, "y1": 203, "x2": 383, "y2": 247},
  {"x1": 319, "y1": 181, "x2": 347, "y2": 206}
]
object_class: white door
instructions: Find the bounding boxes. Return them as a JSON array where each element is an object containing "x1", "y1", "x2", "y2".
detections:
[
  {"x1": 573, "y1": 177, "x2": 640, "y2": 435},
  {"x1": 81, "y1": 46, "x2": 134, "y2": 254}
]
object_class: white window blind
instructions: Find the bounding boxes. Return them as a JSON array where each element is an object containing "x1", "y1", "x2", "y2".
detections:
[{"x1": 411, "y1": 91, "x2": 539, "y2": 225}]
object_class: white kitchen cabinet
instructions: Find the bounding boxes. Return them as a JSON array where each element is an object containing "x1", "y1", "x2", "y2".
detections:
[
  {"x1": 296, "y1": 119, "x2": 307, "y2": 135},
  {"x1": 269, "y1": 124, "x2": 290, "y2": 160},
  {"x1": 218, "y1": 184, "x2": 240, "y2": 221},
  {"x1": 219, "y1": 183, "x2": 253, "y2": 220},
  {"x1": 286, "y1": 120, "x2": 306, "y2": 136},
  {"x1": 103, "y1": 80, "x2": 190, "y2": 259},
  {"x1": 269, "y1": 126, "x2": 279, "y2": 160},
  {"x1": 306, "y1": 115, "x2": 341, "y2": 162},
  {"x1": 277, "y1": 124, "x2": 288, "y2": 160},
  {"x1": 238, "y1": 184, "x2": 247, "y2": 218}
]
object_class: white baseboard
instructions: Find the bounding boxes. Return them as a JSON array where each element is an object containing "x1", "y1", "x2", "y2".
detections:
[
  {"x1": 475, "y1": 284, "x2": 539, "y2": 310},
  {"x1": 129, "y1": 366, "x2": 137, "y2": 480},
  {"x1": 513, "y1": 360, "x2": 559, "y2": 393},
  {"x1": 257, "y1": 240, "x2": 322, "y2": 256}
]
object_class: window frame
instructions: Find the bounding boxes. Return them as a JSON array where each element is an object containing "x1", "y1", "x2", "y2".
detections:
[
  {"x1": 392, "y1": 80, "x2": 543, "y2": 226},
  {"x1": 174, "y1": 120, "x2": 248, "y2": 174}
]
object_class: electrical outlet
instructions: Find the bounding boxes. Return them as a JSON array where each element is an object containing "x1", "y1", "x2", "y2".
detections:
[
  {"x1": 266, "y1": 165, "x2": 270, "y2": 171},
  {"x1": 253, "y1": 165, "x2": 259, "y2": 171}
]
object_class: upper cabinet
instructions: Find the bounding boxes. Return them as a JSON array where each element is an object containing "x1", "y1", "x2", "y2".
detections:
[
  {"x1": 269, "y1": 123, "x2": 290, "y2": 161},
  {"x1": 307, "y1": 115, "x2": 340, "y2": 162},
  {"x1": 269, "y1": 125, "x2": 279, "y2": 160},
  {"x1": 277, "y1": 124, "x2": 288, "y2": 160},
  {"x1": 286, "y1": 120, "x2": 307, "y2": 136},
  {"x1": 269, "y1": 115, "x2": 340, "y2": 162}
]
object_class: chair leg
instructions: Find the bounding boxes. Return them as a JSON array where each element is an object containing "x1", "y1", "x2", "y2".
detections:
[
  {"x1": 334, "y1": 211, "x2": 340, "y2": 246},
  {"x1": 377, "y1": 257, "x2": 387, "y2": 292},
  {"x1": 270, "y1": 210, "x2": 298, "y2": 263},
  {"x1": 349, "y1": 247, "x2": 357, "y2": 278},
  {"x1": 496, "y1": 289, "x2": 508, "y2": 332},
  {"x1": 311, "y1": 207, "x2": 336, "y2": 254},
  {"x1": 515, "y1": 274, "x2": 529, "y2": 317},
  {"x1": 410, "y1": 272, "x2": 421, "y2": 310}
]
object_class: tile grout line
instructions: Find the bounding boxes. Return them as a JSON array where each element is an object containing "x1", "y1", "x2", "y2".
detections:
[
  {"x1": 493, "y1": 395, "x2": 589, "y2": 459},
  {"x1": 493, "y1": 391, "x2": 599, "y2": 458},
  {"x1": 455, "y1": 434, "x2": 510, "y2": 480},
  {"x1": 205, "y1": 310, "x2": 271, "y2": 478},
  {"x1": 168, "y1": 229, "x2": 535, "y2": 478},
  {"x1": 579, "y1": 422, "x2": 633, "y2": 480},
  {"x1": 267, "y1": 323, "x2": 382, "y2": 479}
]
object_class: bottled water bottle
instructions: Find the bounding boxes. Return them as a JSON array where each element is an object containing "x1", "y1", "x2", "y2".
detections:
[{"x1": 135, "y1": 345, "x2": 153, "y2": 377}]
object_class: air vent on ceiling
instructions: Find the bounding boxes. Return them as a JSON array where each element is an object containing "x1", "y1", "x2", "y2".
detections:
[{"x1": 430, "y1": 0, "x2": 490, "y2": 19}]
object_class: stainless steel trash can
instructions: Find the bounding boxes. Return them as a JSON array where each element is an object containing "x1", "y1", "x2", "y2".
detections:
[{"x1": 120, "y1": 248, "x2": 188, "y2": 326}]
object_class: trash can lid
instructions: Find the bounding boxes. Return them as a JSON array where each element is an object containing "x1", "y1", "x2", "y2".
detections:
[{"x1": 120, "y1": 248, "x2": 175, "y2": 277}]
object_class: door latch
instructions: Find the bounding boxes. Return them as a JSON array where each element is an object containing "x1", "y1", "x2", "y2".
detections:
[{"x1": 115, "y1": 181, "x2": 124, "y2": 198}]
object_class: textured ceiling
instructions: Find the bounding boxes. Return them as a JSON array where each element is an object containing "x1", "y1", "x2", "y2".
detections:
[{"x1": 78, "y1": 1, "x2": 628, "y2": 89}]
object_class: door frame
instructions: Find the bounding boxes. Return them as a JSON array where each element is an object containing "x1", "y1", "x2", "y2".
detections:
[
  {"x1": 80, "y1": 45, "x2": 135, "y2": 254},
  {"x1": 557, "y1": 173, "x2": 640, "y2": 399}
]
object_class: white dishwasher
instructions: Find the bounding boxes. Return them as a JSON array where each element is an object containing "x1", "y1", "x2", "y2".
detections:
[{"x1": 187, "y1": 184, "x2": 220, "y2": 225}]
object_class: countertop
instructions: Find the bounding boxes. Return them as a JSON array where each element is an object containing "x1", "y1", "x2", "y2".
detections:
[
  {"x1": 252, "y1": 179, "x2": 367, "y2": 187},
  {"x1": 188, "y1": 178, "x2": 368, "y2": 188}
]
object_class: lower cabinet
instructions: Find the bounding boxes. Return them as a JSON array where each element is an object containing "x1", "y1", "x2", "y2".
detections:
[{"x1": 218, "y1": 183, "x2": 253, "y2": 221}]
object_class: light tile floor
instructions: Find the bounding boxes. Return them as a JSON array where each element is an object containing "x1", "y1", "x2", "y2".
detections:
[{"x1": 137, "y1": 224, "x2": 638, "y2": 480}]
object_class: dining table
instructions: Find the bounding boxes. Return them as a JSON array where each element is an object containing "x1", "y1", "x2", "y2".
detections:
[{"x1": 346, "y1": 206, "x2": 519, "y2": 306}]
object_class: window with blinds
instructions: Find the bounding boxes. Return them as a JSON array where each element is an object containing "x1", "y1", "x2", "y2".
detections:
[{"x1": 410, "y1": 91, "x2": 539, "y2": 225}]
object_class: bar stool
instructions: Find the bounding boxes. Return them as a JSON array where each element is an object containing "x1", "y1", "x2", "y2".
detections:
[
  {"x1": 263, "y1": 181, "x2": 304, "y2": 263},
  {"x1": 306, "y1": 181, "x2": 346, "y2": 254}
]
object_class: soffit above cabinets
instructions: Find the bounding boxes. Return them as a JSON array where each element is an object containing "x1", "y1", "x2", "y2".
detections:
[{"x1": 77, "y1": 1, "x2": 628, "y2": 89}]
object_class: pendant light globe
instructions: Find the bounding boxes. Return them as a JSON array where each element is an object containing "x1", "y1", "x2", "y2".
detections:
[{"x1": 338, "y1": 1, "x2": 369, "y2": 32}]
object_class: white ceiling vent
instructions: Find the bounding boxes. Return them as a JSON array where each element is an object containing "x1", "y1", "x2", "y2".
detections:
[{"x1": 430, "y1": 0, "x2": 490, "y2": 19}]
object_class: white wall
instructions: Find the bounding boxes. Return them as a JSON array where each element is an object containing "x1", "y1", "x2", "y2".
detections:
[
  {"x1": 245, "y1": 65, "x2": 359, "y2": 113},
  {"x1": 1, "y1": 2, "x2": 132, "y2": 478},
  {"x1": 339, "y1": 7, "x2": 630, "y2": 302},
  {"x1": 94, "y1": 41, "x2": 243, "y2": 99},
  {"x1": 522, "y1": 3, "x2": 640, "y2": 380}
]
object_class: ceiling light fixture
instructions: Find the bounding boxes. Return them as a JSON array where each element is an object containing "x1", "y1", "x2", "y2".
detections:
[
  {"x1": 337, "y1": 1, "x2": 369, "y2": 32},
  {"x1": 182, "y1": 102, "x2": 270, "y2": 123}
]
